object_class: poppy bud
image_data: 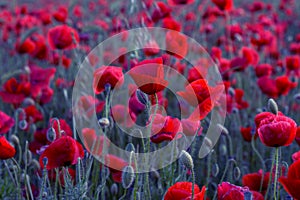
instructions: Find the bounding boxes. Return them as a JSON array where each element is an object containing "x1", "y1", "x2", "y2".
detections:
[
  {"x1": 18, "y1": 120, "x2": 28, "y2": 130},
  {"x1": 125, "y1": 143, "x2": 135, "y2": 152},
  {"x1": 46, "y1": 127, "x2": 56, "y2": 142},
  {"x1": 121, "y1": 165, "x2": 135, "y2": 189},
  {"x1": 110, "y1": 183, "x2": 118, "y2": 196},
  {"x1": 218, "y1": 124, "x2": 229, "y2": 135},
  {"x1": 212, "y1": 163, "x2": 219, "y2": 177},
  {"x1": 136, "y1": 89, "x2": 149, "y2": 105},
  {"x1": 233, "y1": 166, "x2": 241, "y2": 181},
  {"x1": 98, "y1": 117, "x2": 110, "y2": 128},
  {"x1": 268, "y1": 98, "x2": 278, "y2": 115},
  {"x1": 10, "y1": 135, "x2": 20, "y2": 145},
  {"x1": 180, "y1": 150, "x2": 194, "y2": 171}
]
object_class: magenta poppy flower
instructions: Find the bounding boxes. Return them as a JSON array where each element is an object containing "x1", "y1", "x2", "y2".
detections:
[
  {"x1": 218, "y1": 182, "x2": 264, "y2": 200},
  {"x1": 212, "y1": 0, "x2": 233, "y2": 11},
  {"x1": 255, "y1": 112, "x2": 297, "y2": 147}
]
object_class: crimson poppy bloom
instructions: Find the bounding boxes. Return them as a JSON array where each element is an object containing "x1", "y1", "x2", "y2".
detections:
[
  {"x1": 257, "y1": 76, "x2": 278, "y2": 98},
  {"x1": 164, "y1": 182, "x2": 206, "y2": 200},
  {"x1": 143, "y1": 40, "x2": 160, "y2": 56},
  {"x1": 47, "y1": 25, "x2": 79, "y2": 50},
  {"x1": 111, "y1": 104, "x2": 137, "y2": 128},
  {"x1": 275, "y1": 75, "x2": 297, "y2": 96},
  {"x1": 150, "y1": 114, "x2": 182, "y2": 143},
  {"x1": 187, "y1": 67, "x2": 207, "y2": 83},
  {"x1": 286, "y1": 55, "x2": 300, "y2": 76},
  {"x1": 93, "y1": 66, "x2": 124, "y2": 94},
  {"x1": 30, "y1": 34, "x2": 48, "y2": 60},
  {"x1": 218, "y1": 182, "x2": 264, "y2": 200},
  {"x1": 242, "y1": 170, "x2": 270, "y2": 195},
  {"x1": 24, "y1": 105, "x2": 43, "y2": 123},
  {"x1": 0, "y1": 77, "x2": 31, "y2": 106},
  {"x1": 181, "y1": 118, "x2": 200, "y2": 136},
  {"x1": 81, "y1": 128, "x2": 110, "y2": 156},
  {"x1": 167, "y1": 0, "x2": 195, "y2": 6},
  {"x1": 162, "y1": 17, "x2": 181, "y2": 32},
  {"x1": 104, "y1": 154, "x2": 128, "y2": 183},
  {"x1": 255, "y1": 112, "x2": 297, "y2": 147},
  {"x1": 77, "y1": 95, "x2": 105, "y2": 117},
  {"x1": 0, "y1": 136, "x2": 16, "y2": 160},
  {"x1": 212, "y1": 0, "x2": 233, "y2": 11},
  {"x1": 292, "y1": 150, "x2": 300, "y2": 162},
  {"x1": 15, "y1": 38, "x2": 36, "y2": 54},
  {"x1": 39, "y1": 136, "x2": 84, "y2": 170},
  {"x1": 128, "y1": 57, "x2": 168, "y2": 95},
  {"x1": 0, "y1": 111, "x2": 14, "y2": 134},
  {"x1": 295, "y1": 127, "x2": 300, "y2": 146},
  {"x1": 53, "y1": 6, "x2": 68, "y2": 23},
  {"x1": 165, "y1": 31, "x2": 188, "y2": 59},
  {"x1": 279, "y1": 159, "x2": 300, "y2": 200},
  {"x1": 151, "y1": 1, "x2": 172, "y2": 22},
  {"x1": 240, "y1": 126, "x2": 257, "y2": 142},
  {"x1": 255, "y1": 64, "x2": 273, "y2": 77},
  {"x1": 177, "y1": 79, "x2": 223, "y2": 120},
  {"x1": 128, "y1": 89, "x2": 147, "y2": 115}
]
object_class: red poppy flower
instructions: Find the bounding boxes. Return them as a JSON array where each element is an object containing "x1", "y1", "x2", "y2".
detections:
[
  {"x1": 151, "y1": 1, "x2": 172, "y2": 22},
  {"x1": 0, "y1": 111, "x2": 14, "y2": 134},
  {"x1": 286, "y1": 55, "x2": 300, "y2": 76},
  {"x1": 295, "y1": 127, "x2": 300, "y2": 146},
  {"x1": 292, "y1": 150, "x2": 300, "y2": 162},
  {"x1": 242, "y1": 170, "x2": 270, "y2": 195},
  {"x1": 51, "y1": 118, "x2": 73, "y2": 138},
  {"x1": 0, "y1": 77, "x2": 31, "y2": 106},
  {"x1": 104, "y1": 154, "x2": 128, "y2": 183},
  {"x1": 143, "y1": 40, "x2": 160, "y2": 56},
  {"x1": 240, "y1": 126, "x2": 257, "y2": 142},
  {"x1": 257, "y1": 76, "x2": 278, "y2": 98},
  {"x1": 181, "y1": 118, "x2": 200, "y2": 136},
  {"x1": 93, "y1": 66, "x2": 124, "y2": 94},
  {"x1": 128, "y1": 57, "x2": 168, "y2": 95},
  {"x1": 150, "y1": 114, "x2": 182, "y2": 143},
  {"x1": 0, "y1": 136, "x2": 16, "y2": 160},
  {"x1": 24, "y1": 105, "x2": 43, "y2": 123},
  {"x1": 53, "y1": 6, "x2": 68, "y2": 23},
  {"x1": 218, "y1": 182, "x2": 264, "y2": 200},
  {"x1": 111, "y1": 104, "x2": 137, "y2": 128},
  {"x1": 275, "y1": 75, "x2": 297, "y2": 96},
  {"x1": 164, "y1": 182, "x2": 206, "y2": 200},
  {"x1": 212, "y1": 0, "x2": 233, "y2": 11},
  {"x1": 47, "y1": 25, "x2": 79, "y2": 50},
  {"x1": 162, "y1": 17, "x2": 181, "y2": 32},
  {"x1": 77, "y1": 95, "x2": 105, "y2": 117},
  {"x1": 128, "y1": 89, "x2": 147, "y2": 115},
  {"x1": 30, "y1": 34, "x2": 48, "y2": 60},
  {"x1": 255, "y1": 112, "x2": 297, "y2": 147},
  {"x1": 279, "y1": 159, "x2": 300, "y2": 200},
  {"x1": 187, "y1": 67, "x2": 208, "y2": 83},
  {"x1": 39, "y1": 136, "x2": 84, "y2": 170},
  {"x1": 165, "y1": 31, "x2": 188, "y2": 59},
  {"x1": 255, "y1": 64, "x2": 273, "y2": 77},
  {"x1": 167, "y1": 0, "x2": 195, "y2": 6},
  {"x1": 81, "y1": 128, "x2": 110, "y2": 156},
  {"x1": 15, "y1": 38, "x2": 36, "y2": 54}
]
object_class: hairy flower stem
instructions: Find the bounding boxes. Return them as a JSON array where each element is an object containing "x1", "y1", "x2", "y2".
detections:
[
  {"x1": 265, "y1": 153, "x2": 276, "y2": 200},
  {"x1": 273, "y1": 147, "x2": 280, "y2": 200},
  {"x1": 251, "y1": 135, "x2": 265, "y2": 193},
  {"x1": 191, "y1": 169, "x2": 195, "y2": 200}
]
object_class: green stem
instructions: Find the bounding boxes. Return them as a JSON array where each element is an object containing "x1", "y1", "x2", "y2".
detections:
[
  {"x1": 273, "y1": 147, "x2": 279, "y2": 200},
  {"x1": 251, "y1": 135, "x2": 265, "y2": 193},
  {"x1": 191, "y1": 170, "x2": 195, "y2": 200}
]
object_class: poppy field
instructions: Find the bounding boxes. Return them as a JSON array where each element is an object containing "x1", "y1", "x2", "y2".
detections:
[{"x1": 1, "y1": 0, "x2": 300, "y2": 199}]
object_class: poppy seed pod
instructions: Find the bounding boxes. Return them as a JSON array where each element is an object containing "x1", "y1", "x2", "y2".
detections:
[
  {"x1": 121, "y1": 165, "x2": 135, "y2": 189},
  {"x1": 46, "y1": 127, "x2": 56, "y2": 142}
]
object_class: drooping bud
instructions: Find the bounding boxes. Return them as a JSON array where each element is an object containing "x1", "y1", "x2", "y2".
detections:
[
  {"x1": 233, "y1": 166, "x2": 241, "y2": 181},
  {"x1": 121, "y1": 165, "x2": 135, "y2": 189},
  {"x1": 179, "y1": 150, "x2": 194, "y2": 170},
  {"x1": 46, "y1": 127, "x2": 56, "y2": 142},
  {"x1": 18, "y1": 120, "x2": 28, "y2": 130},
  {"x1": 217, "y1": 124, "x2": 229, "y2": 135},
  {"x1": 110, "y1": 183, "x2": 118, "y2": 196},
  {"x1": 268, "y1": 98, "x2": 278, "y2": 115},
  {"x1": 98, "y1": 117, "x2": 110, "y2": 128}
]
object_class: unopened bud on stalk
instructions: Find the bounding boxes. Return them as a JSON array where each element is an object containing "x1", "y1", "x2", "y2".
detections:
[
  {"x1": 233, "y1": 166, "x2": 241, "y2": 181},
  {"x1": 125, "y1": 143, "x2": 135, "y2": 152},
  {"x1": 10, "y1": 135, "x2": 20, "y2": 145},
  {"x1": 268, "y1": 98, "x2": 278, "y2": 115},
  {"x1": 180, "y1": 150, "x2": 194, "y2": 170},
  {"x1": 212, "y1": 163, "x2": 219, "y2": 177},
  {"x1": 98, "y1": 117, "x2": 110, "y2": 128},
  {"x1": 121, "y1": 165, "x2": 135, "y2": 189},
  {"x1": 22, "y1": 97, "x2": 35, "y2": 107},
  {"x1": 18, "y1": 120, "x2": 28, "y2": 130},
  {"x1": 217, "y1": 124, "x2": 229, "y2": 135},
  {"x1": 46, "y1": 127, "x2": 56, "y2": 142},
  {"x1": 30, "y1": 159, "x2": 40, "y2": 170},
  {"x1": 42, "y1": 157, "x2": 48, "y2": 167},
  {"x1": 110, "y1": 183, "x2": 118, "y2": 196}
]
